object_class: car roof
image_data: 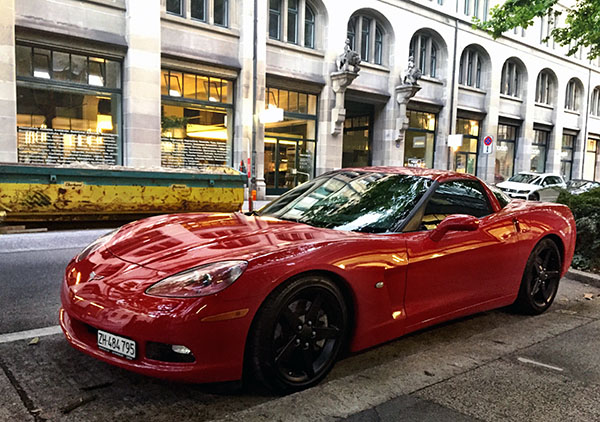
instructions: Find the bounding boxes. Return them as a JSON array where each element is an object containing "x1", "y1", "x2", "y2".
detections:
[{"x1": 332, "y1": 166, "x2": 482, "y2": 183}]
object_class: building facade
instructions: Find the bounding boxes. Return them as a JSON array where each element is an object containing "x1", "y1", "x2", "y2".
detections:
[{"x1": 2, "y1": 0, "x2": 600, "y2": 199}]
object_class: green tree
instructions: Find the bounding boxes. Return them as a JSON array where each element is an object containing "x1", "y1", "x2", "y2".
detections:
[{"x1": 475, "y1": 0, "x2": 600, "y2": 59}]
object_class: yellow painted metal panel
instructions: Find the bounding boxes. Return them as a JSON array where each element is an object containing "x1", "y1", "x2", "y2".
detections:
[{"x1": 0, "y1": 182, "x2": 244, "y2": 222}]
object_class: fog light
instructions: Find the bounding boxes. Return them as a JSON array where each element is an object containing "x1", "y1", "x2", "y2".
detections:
[{"x1": 171, "y1": 345, "x2": 192, "y2": 355}]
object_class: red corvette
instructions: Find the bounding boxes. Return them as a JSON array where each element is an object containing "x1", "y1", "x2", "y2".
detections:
[{"x1": 60, "y1": 167, "x2": 576, "y2": 393}]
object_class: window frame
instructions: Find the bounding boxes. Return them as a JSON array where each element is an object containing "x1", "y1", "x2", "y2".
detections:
[
  {"x1": 565, "y1": 79, "x2": 581, "y2": 111},
  {"x1": 500, "y1": 60, "x2": 521, "y2": 98},
  {"x1": 535, "y1": 70, "x2": 553, "y2": 105},
  {"x1": 269, "y1": 0, "x2": 317, "y2": 49},
  {"x1": 347, "y1": 13, "x2": 385, "y2": 65},
  {"x1": 459, "y1": 47, "x2": 483, "y2": 89},
  {"x1": 591, "y1": 87, "x2": 600, "y2": 117},
  {"x1": 419, "y1": 179, "x2": 494, "y2": 232},
  {"x1": 409, "y1": 32, "x2": 439, "y2": 79}
]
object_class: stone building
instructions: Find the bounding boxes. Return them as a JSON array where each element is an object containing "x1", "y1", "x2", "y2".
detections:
[{"x1": 1, "y1": 0, "x2": 599, "y2": 199}]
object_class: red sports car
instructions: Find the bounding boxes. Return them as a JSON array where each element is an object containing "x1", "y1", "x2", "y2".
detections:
[{"x1": 60, "y1": 167, "x2": 576, "y2": 393}]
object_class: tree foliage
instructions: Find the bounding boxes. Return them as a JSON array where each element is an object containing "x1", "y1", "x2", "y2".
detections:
[{"x1": 475, "y1": 0, "x2": 600, "y2": 59}]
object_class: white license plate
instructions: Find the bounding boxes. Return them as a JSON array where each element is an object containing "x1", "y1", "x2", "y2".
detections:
[{"x1": 97, "y1": 329, "x2": 136, "y2": 360}]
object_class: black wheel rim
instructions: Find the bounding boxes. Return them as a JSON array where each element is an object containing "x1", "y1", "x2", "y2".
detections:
[
  {"x1": 529, "y1": 245, "x2": 561, "y2": 307},
  {"x1": 271, "y1": 286, "x2": 343, "y2": 385}
]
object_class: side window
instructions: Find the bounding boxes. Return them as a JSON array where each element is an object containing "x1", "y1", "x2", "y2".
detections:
[
  {"x1": 542, "y1": 177, "x2": 550, "y2": 186},
  {"x1": 421, "y1": 180, "x2": 493, "y2": 230}
]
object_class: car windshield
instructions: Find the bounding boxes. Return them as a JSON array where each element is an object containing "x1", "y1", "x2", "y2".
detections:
[
  {"x1": 508, "y1": 173, "x2": 541, "y2": 184},
  {"x1": 567, "y1": 180, "x2": 588, "y2": 189},
  {"x1": 259, "y1": 172, "x2": 432, "y2": 233}
]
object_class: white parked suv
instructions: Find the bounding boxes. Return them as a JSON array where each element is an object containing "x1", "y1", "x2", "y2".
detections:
[{"x1": 496, "y1": 172, "x2": 566, "y2": 201}]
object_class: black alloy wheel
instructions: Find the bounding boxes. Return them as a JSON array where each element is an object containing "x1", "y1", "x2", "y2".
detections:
[
  {"x1": 247, "y1": 275, "x2": 349, "y2": 394},
  {"x1": 514, "y1": 238, "x2": 562, "y2": 315}
]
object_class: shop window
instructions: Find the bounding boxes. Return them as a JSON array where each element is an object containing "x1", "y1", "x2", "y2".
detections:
[
  {"x1": 161, "y1": 68, "x2": 234, "y2": 168},
  {"x1": 343, "y1": 115, "x2": 371, "y2": 168},
  {"x1": 264, "y1": 86, "x2": 318, "y2": 194},
  {"x1": 565, "y1": 79, "x2": 582, "y2": 111},
  {"x1": 347, "y1": 14, "x2": 385, "y2": 65},
  {"x1": 561, "y1": 133, "x2": 576, "y2": 180},
  {"x1": 269, "y1": 0, "x2": 316, "y2": 49},
  {"x1": 583, "y1": 138, "x2": 598, "y2": 181},
  {"x1": 535, "y1": 70, "x2": 554, "y2": 105},
  {"x1": 455, "y1": 118, "x2": 480, "y2": 175},
  {"x1": 495, "y1": 123, "x2": 519, "y2": 183},
  {"x1": 16, "y1": 44, "x2": 121, "y2": 166},
  {"x1": 500, "y1": 59, "x2": 521, "y2": 98},
  {"x1": 458, "y1": 47, "x2": 484, "y2": 89},
  {"x1": 531, "y1": 129, "x2": 549, "y2": 173},
  {"x1": 591, "y1": 87, "x2": 600, "y2": 117},
  {"x1": 409, "y1": 32, "x2": 439, "y2": 78},
  {"x1": 404, "y1": 110, "x2": 436, "y2": 169}
]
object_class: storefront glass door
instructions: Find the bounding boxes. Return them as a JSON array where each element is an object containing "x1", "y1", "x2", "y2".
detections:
[{"x1": 265, "y1": 138, "x2": 315, "y2": 195}]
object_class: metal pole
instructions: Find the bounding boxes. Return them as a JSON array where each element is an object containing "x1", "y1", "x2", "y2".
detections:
[{"x1": 250, "y1": 0, "x2": 258, "y2": 212}]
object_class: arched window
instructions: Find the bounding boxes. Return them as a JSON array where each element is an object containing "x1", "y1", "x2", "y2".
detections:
[
  {"x1": 500, "y1": 59, "x2": 521, "y2": 97},
  {"x1": 268, "y1": 0, "x2": 317, "y2": 49},
  {"x1": 591, "y1": 87, "x2": 600, "y2": 117},
  {"x1": 166, "y1": 0, "x2": 229, "y2": 27},
  {"x1": 347, "y1": 13, "x2": 385, "y2": 65},
  {"x1": 409, "y1": 32, "x2": 439, "y2": 78},
  {"x1": 304, "y1": 4, "x2": 315, "y2": 48},
  {"x1": 565, "y1": 79, "x2": 581, "y2": 111},
  {"x1": 535, "y1": 70, "x2": 554, "y2": 105},
  {"x1": 459, "y1": 47, "x2": 483, "y2": 89}
]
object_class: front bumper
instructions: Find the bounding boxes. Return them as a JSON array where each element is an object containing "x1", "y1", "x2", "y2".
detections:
[
  {"x1": 499, "y1": 190, "x2": 532, "y2": 200},
  {"x1": 59, "y1": 253, "x2": 254, "y2": 383}
]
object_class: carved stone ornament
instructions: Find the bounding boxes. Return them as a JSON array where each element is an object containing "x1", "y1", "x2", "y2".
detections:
[
  {"x1": 401, "y1": 55, "x2": 422, "y2": 86},
  {"x1": 337, "y1": 38, "x2": 361, "y2": 74},
  {"x1": 330, "y1": 39, "x2": 361, "y2": 135},
  {"x1": 395, "y1": 56, "x2": 423, "y2": 145}
]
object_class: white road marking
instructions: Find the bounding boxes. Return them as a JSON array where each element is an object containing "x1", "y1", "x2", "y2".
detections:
[
  {"x1": 0, "y1": 326, "x2": 62, "y2": 344},
  {"x1": 517, "y1": 357, "x2": 564, "y2": 372}
]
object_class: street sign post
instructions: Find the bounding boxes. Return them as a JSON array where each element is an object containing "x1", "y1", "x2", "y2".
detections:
[{"x1": 483, "y1": 135, "x2": 493, "y2": 154}]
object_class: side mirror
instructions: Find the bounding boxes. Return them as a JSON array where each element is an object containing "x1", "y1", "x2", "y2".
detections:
[{"x1": 429, "y1": 214, "x2": 480, "y2": 242}]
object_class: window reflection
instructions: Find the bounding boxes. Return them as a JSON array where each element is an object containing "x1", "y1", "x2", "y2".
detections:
[{"x1": 260, "y1": 172, "x2": 432, "y2": 233}]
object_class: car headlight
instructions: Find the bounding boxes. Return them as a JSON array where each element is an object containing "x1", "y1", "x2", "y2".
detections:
[
  {"x1": 145, "y1": 260, "x2": 248, "y2": 298},
  {"x1": 76, "y1": 229, "x2": 119, "y2": 262}
]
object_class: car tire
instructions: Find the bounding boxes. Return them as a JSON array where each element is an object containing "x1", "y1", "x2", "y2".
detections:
[
  {"x1": 514, "y1": 238, "x2": 561, "y2": 315},
  {"x1": 529, "y1": 192, "x2": 540, "y2": 201},
  {"x1": 246, "y1": 275, "x2": 349, "y2": 394}
]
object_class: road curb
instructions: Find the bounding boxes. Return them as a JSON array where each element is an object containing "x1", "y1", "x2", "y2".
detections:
[{"x1": 567, "y1": 268, "x2": 600, "y2": 288}]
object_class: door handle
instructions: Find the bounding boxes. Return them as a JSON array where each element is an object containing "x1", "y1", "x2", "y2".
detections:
[{"x1": 513, "y1": 217, "x2": 521, "y2": 233}]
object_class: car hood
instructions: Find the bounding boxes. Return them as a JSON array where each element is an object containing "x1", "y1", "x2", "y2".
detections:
[
  {"x1": 106, "y1": 213, "x2": 351, "y2": 273},
  {"x1": 496, "y1": 181, "x2": 536, "y2": 191}
]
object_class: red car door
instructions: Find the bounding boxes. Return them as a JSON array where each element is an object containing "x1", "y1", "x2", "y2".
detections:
[{"x1": 402, "y1": 179, "x2": 522, "y2": 330}]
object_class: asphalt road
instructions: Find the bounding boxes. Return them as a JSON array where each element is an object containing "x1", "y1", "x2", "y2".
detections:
[
  {"x1": 1, "y1": 229, "x2": 600, "y2": 421},
  {"x1": 0, "y1": 229, "x2": 113, "y2": 333}
]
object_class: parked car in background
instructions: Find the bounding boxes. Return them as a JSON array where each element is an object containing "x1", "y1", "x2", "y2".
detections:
[
  {"x1": 566, "y1": 179, "x2": 600, "y2": 195},
  {"x1": 496, "y1": 172, "x2": 566, "y2": 201}
]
